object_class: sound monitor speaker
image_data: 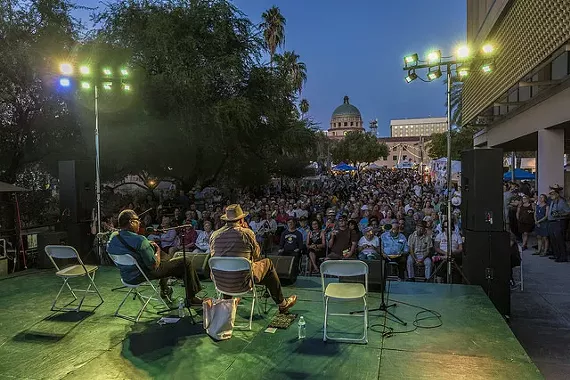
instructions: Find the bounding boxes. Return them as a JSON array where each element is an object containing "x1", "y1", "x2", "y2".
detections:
[
  {"x1": 59, "y1": 160, "x2": 95, "y2": 224},
  {"x1": 268, "y1": 255, "x2": 298, "y2": 285},
  {"x1": 463, "y1": 230, "x2": 511, "y2": 316},
  {"x1": 461, "y1": 148, "x2": 504, "y2": 232},
  {"x1": 179, "y1": 252, "x2": 210, "y2": 279},
  {"x1": 37, "y1": 231, "x2": 68, "y2": 269},
  {"x1": 339, "y1": 259, "x2": 384, "y2": 292}
]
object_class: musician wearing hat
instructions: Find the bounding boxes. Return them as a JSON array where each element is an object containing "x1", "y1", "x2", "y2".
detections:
[
  {"x1": 547, "y1": 184, "x2": 569, "y2": 262},
  {"x1": 210, "y1": 204, "x2": 297, "y2": 314},
  {"x1": 108, "y1": 209, "x2": 203, "y2": 304}
]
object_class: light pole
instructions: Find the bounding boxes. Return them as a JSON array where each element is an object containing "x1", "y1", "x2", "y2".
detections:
[
  {"x1": 58, "y1": 63, "x2": 131, "y2": 262},
  {"x1": 402, "y1": 44, "x2": 495, "y2": 283}
]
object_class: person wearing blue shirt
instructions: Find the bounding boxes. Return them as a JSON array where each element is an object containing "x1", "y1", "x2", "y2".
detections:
[
  {"x1": 107, "y1": 209, "x2": 203, "y2": 304},
  {"x1": 381, "y1": 224, "x2": 409, "y2": 280}
]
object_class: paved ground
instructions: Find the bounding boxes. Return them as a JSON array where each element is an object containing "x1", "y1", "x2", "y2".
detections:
[{"x1": 510, "y1": 241, "x2": 570, "y2": 380}]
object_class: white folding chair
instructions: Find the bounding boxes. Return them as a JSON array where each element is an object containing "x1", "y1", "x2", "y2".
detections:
[
  {"x1": 209, "y1": 257, "x2": 261, "y2": 330},
  {"x1": 108, "y1": 253, "x2": 169, "y2": 322},
  {"x1": 320, "y1": 260, "x2": 368, "y2": 344},
  {"x1": 44, "y1": 245, "x2": 104, "y2": 312}
]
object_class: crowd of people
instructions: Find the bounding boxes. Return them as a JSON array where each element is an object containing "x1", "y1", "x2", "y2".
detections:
[{"x1": 101, "y1": 169, "x2": 467, "y2": 306}]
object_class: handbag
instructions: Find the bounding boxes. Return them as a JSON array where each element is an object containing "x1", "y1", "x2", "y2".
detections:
[{"x1": 202, "y1": 297, "x2": 239, "y2": 341}]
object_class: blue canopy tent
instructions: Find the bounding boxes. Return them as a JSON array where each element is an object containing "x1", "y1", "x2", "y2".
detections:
[
  {"x1": 503, "y1": 168, "x2": 535, "y2": 180},
  {"x1": 332, "y1": 162, "x2": 357, "y2": 171}
]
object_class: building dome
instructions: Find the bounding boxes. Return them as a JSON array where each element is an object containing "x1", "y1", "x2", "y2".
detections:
[
  {"x1": 332, "y1": 96, "x2": 362, "y2": 118},
  {"x1": 328, "y1": 95, "x2": 365, "y2": 140}
]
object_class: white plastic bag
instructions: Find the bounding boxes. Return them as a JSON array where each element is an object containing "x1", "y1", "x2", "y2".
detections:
[{"x1": 202, "y1": 298, "x2": 238, "y2": 341}]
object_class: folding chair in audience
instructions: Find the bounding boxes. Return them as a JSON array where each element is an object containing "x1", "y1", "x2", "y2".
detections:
[
  {"x1": 108, "y1": 253, "x2": 169, "y2": 322},
  {"x1": 209, "y1": 257, "x2": 262, "y2": 330},
  {"x1": 320, "y1": 260, "x2": 368, "y2": 344},
  {"x1": 44, "y1": 245, "x2": 104, "y2": 312}
]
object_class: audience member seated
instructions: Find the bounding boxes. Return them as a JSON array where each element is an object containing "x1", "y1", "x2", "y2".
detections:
[
  {"x1": 195, "y1": 221, "x2": 213, "y2": 253},
  {"x1": 407, "y1": 221, "x2": 433, "y2": 281},
  {"x1": 327, "y1": 215, "x2": 358, "y2": 259},
  {"x1": 307, "y1": 219, "x2": 325, "y2": 274},
  {"x1": 358, "y1": 226, "x2": 380, "y2": 260},
  {"x1": 279, "y1": 218, "x2": 304, "y2": 257},
  {"x1": 381, "y1": 224, "x2": 409, "y2": 280}
]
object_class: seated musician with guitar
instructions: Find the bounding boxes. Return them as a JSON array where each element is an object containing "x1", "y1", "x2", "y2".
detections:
[{"x1": 108, "y1": 209, "x2": 202, "y2": 304}]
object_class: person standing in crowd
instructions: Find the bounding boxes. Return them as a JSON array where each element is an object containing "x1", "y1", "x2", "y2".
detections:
[
  {"x1": 108, "y1": 209, "x2": 203, "y2": 304},
  {"x1": 210, "y1": 204, "x2": 297, "y2": 314},
  {"x1": 381, "y1": 224, "x2": 409, "y2": 281},
  {"x1": 534, "y1": 194, "x2": 549, "y2": 256},
  {"x1": 407, "y1": 221, "x2": 433, "y2": 281},
  {"x1": 546, "y1": 184, "x2": 569, "y2": 262},
  {"x1": 516, "y1": 194, "x2": 535, "y2": 250}
]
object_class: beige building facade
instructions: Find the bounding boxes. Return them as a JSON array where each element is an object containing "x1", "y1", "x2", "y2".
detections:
[
  {"x1": 327, "y1": 96, "x2": 365, "y2": 140},
  {"x1": 464, "y1": 0, "x2": 570, "y2": 195},
  {"x1": 375, "y1": 136, "x2": 431, "y2": 169},
  {"x1": 390, "y1": 117, "x2": 447, "y2": 138}
]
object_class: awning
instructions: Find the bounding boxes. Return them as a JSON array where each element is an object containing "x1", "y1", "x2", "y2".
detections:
[{"x1": 0, "y1": 182, "x2": 30, "y2": 193}]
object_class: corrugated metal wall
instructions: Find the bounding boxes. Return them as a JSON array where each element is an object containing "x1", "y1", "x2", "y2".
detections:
[{"x1": 463, "y1": 0, "x2": 570, "y2": 124}]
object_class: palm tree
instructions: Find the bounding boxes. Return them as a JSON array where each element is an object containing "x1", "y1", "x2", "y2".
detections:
[
  {"x1": 274, "y1": 50, "x2": 307, "y2": 95},
  {"x1": 299, "y1": 98, "x2": 309, "y2": 119},
  {"x1": 260, "y1": 6, "x2": 286, "y2": 66}
]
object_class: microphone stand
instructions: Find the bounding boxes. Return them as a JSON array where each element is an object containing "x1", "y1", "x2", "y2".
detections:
[{"x1": 157, "y1": 224, "x2": 197, "y2": 324}]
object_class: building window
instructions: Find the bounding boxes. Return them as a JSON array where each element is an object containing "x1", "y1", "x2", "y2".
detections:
[
  {"x1": 350, "y1": 122, "x2": 354, "y2": 126},
  {"x1": 392, "y1": 155, "x2": 397, "y2": 160},
  {"x1": 344, "y1": 122, "x2": 348, "y2": 126},
  {"x1": 383, "y1": 156, "x2": 387, "y2": 161},
  {"x1": 403, "y1": 155, "x2": 407, "y2": 160}
]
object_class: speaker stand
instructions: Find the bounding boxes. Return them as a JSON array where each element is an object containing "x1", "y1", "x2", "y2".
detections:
[{"x1": 427, "y1": 256, "x2": 469, "y2": 284}]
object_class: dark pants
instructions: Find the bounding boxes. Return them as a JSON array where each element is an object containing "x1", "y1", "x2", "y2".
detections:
[
  {"x1": 548, "y1": 220, "x2": 567, "y2": 261},
  {"x1": 140, "y1": 256, "x2": 202, "y2": 301},
  {"x1": 252, "y1": 258, "x2": 285, "y2": 304}
]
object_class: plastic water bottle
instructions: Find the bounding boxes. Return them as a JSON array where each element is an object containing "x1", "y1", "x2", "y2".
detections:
[
  {"x1": 298, "y1": 316, "x2": 306, "y2": 339},
  {"x1": 178, "y1": 298, "x2": 185, "y2": 318}
]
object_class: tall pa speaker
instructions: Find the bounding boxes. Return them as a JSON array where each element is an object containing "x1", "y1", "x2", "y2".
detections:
[
  {"x1": 59, "y1": 160, "x2": 95, "y2": 224},
  {"x1": 463, "y1": 230, "x2": 511, "y2": 317},
  {"x1": 267, "y1": 255, "x2": 298, "y2": 285},
  {"x1": 461, "y1": 148, "x2": 504, "y2": 231}
]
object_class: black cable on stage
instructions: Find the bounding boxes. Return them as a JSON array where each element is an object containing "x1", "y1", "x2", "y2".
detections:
[{"x1": 368, "y1": 279, "x2": 443, "y2": 337}]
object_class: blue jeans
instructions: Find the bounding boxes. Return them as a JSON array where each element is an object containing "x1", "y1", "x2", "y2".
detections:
[{"x1": 407, "y1": 256, "x2": 432, "y2": 279}]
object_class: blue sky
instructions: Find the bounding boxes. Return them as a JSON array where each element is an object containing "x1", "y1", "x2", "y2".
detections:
[{"x1": 75, "y1": 0, "x2": 466, "y2": 136}]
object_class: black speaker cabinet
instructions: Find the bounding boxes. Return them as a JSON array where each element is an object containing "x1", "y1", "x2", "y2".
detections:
[
  {"x1": 37, "y1": 231, "x2": 68, "y2": 269},
  {"x1": 268, "y1": 255, "x2": 298, "y2": 285},
  {"x1": 339, "y1": 259, "x2": 384, "y2": 292},
  {"x1": 463, "y1": 230, "x2": 511, "y2": 317},
  {"x1": 461, "y1": 148, "x2": 504, "y2": 231},
  {"x1": 59, "y1": 160, "x2": 95, "y2": 224}
]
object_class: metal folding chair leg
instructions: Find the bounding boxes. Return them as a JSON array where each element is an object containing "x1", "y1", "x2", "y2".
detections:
[{"x1": 51, "y1": 272, "x2": 104, "y2": 312}]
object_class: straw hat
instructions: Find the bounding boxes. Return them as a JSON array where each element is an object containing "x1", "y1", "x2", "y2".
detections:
[{"x1": 221, "y1": 204, "x2": 249, "y2": 222}]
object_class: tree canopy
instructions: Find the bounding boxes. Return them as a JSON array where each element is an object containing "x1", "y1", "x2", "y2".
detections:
[{"x1": 331, "y1": 132, "x2": 388, "y2": 171}]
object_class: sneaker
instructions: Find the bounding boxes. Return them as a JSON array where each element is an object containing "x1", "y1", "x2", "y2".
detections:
[
  {"x1": 278, "y1": 295, "x2": 298, "y2": 314},
  {"x1": 160, "y1": 286, "x2": 173, "y2": 300}
]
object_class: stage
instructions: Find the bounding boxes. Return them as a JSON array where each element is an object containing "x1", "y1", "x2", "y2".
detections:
[{"x1": 0, "y1": 267, "x2": 542, "y2": 380}]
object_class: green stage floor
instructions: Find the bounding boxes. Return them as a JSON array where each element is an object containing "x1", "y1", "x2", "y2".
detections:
[{"x1": 0, "y1": 267, "x2": 543, "y2": 380}]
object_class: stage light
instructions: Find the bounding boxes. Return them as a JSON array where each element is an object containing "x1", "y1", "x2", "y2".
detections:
[
  {"x1": 457, "y1": 66, "x2": 469, "y2": 78},
  {"x1": 427, "y1": 50, "x2": 441, "y2": 63},
  {"x1": 405, "y1": 72, "x2": 418, "y2": 83},
  {"x1": 457, "y1": 45, "x2": 470, "y2": 59},
  {"x1": 81, "y1": 81, "x2": 91, "y2": 89},
  {"x1": 481, "y1": 63, "x2": 493, "y2": 73},
  {"x1": 120, "y1": 68, "x2": 129, "y2": 76},
  {"x1": 79, "y1": 66, "x2": 90, "y2": 75},
  {"x1": 427, "y1": 68, "x2": 442, "y2": 81},
  {"x1": 404, "y1": 54, "x2": 418, "y2": 67},
  {"x1": 103, "y1": 82, "x2": 113, "y2": 90},
  {"x1": 103, "y1": 68, "x2": 112, "y2": 76},
  {"x1": 482, "y1": 44, "x2": 494, "y2": 54},
  {"x1": 60, "y1": 63, "x2": 73, "y2": 75},
  {"x1": 59, "y1": 77, "x2": 71, "y2": 87},
  {"x1": 122, "y1": 83, "x2": 131, "y2": 91}
]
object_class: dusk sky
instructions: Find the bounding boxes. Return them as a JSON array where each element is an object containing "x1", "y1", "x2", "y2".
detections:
[{"x1": 75, "y1": 0, "x2": 466, "y2": 136}]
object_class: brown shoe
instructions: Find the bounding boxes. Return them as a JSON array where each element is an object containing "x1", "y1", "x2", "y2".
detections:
[{"x1": 278, "y1": 295, "x2": 297, "y2": 314}]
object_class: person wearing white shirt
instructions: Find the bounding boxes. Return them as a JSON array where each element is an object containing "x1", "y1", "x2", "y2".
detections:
[
  {"x1": 194, "y1": 221, "x2": 213, "y2": 253},
  {"x1": 357, "y1": 227, "x2": 380, "y2": 260}
]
